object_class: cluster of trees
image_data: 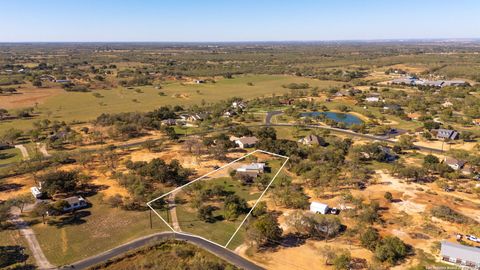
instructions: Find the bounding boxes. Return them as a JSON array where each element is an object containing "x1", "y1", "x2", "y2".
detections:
[
  {"x1": 95, "y1": 106, "x2": 181, "y2": 140},
  {"x1": 286, "y1": 210, "x2": 342, "y2": 240},
  {"x1": 246, "y1": 206, "x2": 283, "y2": 248},
  {"x1": 430, "y1": 205, "x2": 477, "y2": 225},
  {"x1": 184, "y1": 181, "x2": 249, "y2": 223},
  {"x1": 359, "y1": 227, "x2": 409, "y2": 265},
  {"x1": 38, "y1": 169, "x2": 84, "y2": 196},
  {"x1": 271, "y1": 176, "x2": 309, "y2": 209},
  {"x1": 114, "y1": 158, "x2": 192, "y2": 206}
]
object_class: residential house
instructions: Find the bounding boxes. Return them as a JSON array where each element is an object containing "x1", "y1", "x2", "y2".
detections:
[
  {"x1": 391, "y1": 77, "x2": 418, "y2": 85},
  {"x1": 236, "y1": 163, "x2": 266, "y2": 178},
  {"x1": 378, "y1": 146, "x2": 398, "y2": 162},
  {"x1": 180, "y1": 113, "x2": 204, "y2": 122},
  {"x1": 161, "y1": 119, "x2": 177, "y2": 126},
  {"x1": 383, "y1": 104, "x2": 401, "y2": 111},
  {"x1": 434, "y1": 129, "x2": 459, "y2": 140},
  {"x1": 39, "y1": 75, "x2": 56, "y2": 82},
  {"x1": 232, "y1": 101, "x2": 247, "y2": 110},
  {"x1": 309, "y1": 202, "x2": 330, "y2": 215},
  {"x1": 62, "y1": 196, "x2": 87, "y2": 212},
  {"x1": 30, "y1": 187, "x2": 44, "y2": 199},
  {"x1": 365, "y1": 96, "x2": 380, "y2": 103},
  {"x1": 422, "y1": 80, "x2": 445, "y2": 88},
  {"x1": 440, "y1": 241, "x2": 480, "y2": 269},
  {"x1": 234, "y1": 136, "x2": 259, "y2": 149},
  {"x1": 298, "y1": 134, "x2": 324, "y2": 146},
  {"x1": 444, "y1": 157, "x2": 466, "y2": 171}
]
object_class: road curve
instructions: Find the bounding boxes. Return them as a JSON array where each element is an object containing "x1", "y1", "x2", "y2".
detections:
[{"x1": 63, "y1": 232, "x2": 264, "y2": 270}]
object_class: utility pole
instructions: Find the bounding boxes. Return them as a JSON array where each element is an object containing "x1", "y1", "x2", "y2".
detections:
[{"x1": 149, "y1": 209, "x2": 152, "y2": 229}]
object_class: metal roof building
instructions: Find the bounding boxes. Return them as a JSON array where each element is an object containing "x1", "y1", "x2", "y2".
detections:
[{"x1": 440, "y1": 241, "x2": 480, "y2": 269}]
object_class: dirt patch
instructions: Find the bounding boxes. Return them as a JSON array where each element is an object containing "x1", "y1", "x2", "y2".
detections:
[
  {"x1": 242, "y1": 239, "x2": 372, "y2": 270},
  {"x1": 0, "y1": 87, "x2": 62, "y2": 109}
]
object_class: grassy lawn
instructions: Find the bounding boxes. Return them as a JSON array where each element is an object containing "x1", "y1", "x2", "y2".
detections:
[
  {"x1": 175, "y1": 176, "x2": 262, "y2": 247},
  {"x1": 0, "y1": 75, "x2": 340, "y2": 132},
  {"x1": 27, "y1": 194, "x2": 171, "y2": 266},
  {"x1": 0, "y1": 147, "x2": 22, "y2": 165},
  {"x1": 174, "y1": 157, "x2": 285, "y2": 248}
]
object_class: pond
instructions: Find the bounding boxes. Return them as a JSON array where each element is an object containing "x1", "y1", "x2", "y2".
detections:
[{"x1": 300, "y1": 111, "x2": 363, "y2": 126}]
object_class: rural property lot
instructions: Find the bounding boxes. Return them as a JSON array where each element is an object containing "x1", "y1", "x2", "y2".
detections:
[{"x1": 148, "y1": 150, "x2": 289, "y2": 250}]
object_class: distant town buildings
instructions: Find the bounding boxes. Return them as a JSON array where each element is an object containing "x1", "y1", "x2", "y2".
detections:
[{"x1": 391, "y1": 76, "x2": 467, "y2": 88}]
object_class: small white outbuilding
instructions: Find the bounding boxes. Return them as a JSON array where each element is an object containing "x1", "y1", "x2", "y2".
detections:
[{"x1": 309, "y1": 202, "x2": 329, "y2": 215}]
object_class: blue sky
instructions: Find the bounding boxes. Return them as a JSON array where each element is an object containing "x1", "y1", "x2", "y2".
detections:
[{"x1": 0, "y1": 0, "x2": 479, "y2": 42}]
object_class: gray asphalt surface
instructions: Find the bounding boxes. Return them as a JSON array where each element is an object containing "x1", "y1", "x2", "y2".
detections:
[{"x1": 63, "y1": 232, "x2": 264, "y2": 270}]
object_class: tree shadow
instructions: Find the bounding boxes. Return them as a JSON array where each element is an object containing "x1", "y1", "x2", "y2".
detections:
[
  {"x1": 0, "y1": 245, "x2": 29, "y2": 268},
  {"x1": 0, "y1": 183, "x2": 23, "y2": 192},
  {"x1": 47, "y1": 210, "x2": 91, "y2": 228}
]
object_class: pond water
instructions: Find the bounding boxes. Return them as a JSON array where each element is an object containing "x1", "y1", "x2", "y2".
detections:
[{"x1": 300, "y1": 111, "x2": 363, "y2": 126}]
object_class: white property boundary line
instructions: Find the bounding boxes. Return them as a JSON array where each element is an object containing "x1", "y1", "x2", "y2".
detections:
[{"x1": 146, "y1": 149, "x2": 289, "y2": 249}]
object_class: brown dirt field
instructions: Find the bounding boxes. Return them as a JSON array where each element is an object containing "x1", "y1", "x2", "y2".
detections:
[
  {"x1": 129, "y1": 143, "x2": 246, "y2": 177},
  {"x1": 0, "y1": 87, "x2": 62, "y2": 109},
  {"x1": 293, "y1": 169, "x2": 480, "y2": 268},
  {"x1": 241, "y1": 239, "x2": 372, "y2": 270},
  {"x1": 414, "y1": 137, "x2": 478, "y2": 152}
]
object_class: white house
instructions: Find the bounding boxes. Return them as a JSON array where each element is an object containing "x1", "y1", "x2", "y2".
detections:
[
  {"x1": 444, "y1": 157, "x2": 466, "y2": 171},
  {"x1": 62, "y1": 196, "x2": 87, "y2": 212},
  {"x1": 365, "y1": 96, "x2": 380, "y2": 103},
  {"x1": 309, "y1": 202, "x2": 329, "y2": 215},
  {"x1": 30, "y1": 187, "x2": 43, "y2": 199},
  {"x1": 234, "y1": 136, "x2": 259, "y2": 149},
  {"x1": 236, "y1": 163, "x2": 266, "y2": 173}
]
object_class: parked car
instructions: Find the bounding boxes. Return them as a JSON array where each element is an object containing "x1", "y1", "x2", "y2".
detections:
[{"x1": 466, "y1": 235, "x2": 480, "y2": 243}]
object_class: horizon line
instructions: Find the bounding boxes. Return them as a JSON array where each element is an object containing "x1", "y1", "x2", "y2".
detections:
[{"x1": 1, "y1": 37, "x2": 480, "y2": 44}]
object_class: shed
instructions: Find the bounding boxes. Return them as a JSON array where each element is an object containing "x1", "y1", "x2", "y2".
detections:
[{"x1": 309, "y1": 202, "x2": 329, "y2": 215}]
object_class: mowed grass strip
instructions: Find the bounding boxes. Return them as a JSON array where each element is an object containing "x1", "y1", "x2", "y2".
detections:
[{"x1": 27, "y1": 194, "x2": 170, "y2": 266}]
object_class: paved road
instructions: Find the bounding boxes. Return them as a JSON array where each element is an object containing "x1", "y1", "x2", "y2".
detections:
[
  {"x1": 15, "y1": 144, "x2": 30, "y2": 160},
  {"x1": 63, "y1": 232, "x2": 264, "y2": 270},
  {"x1": 10, "y1": 207, "x2": 56, "y2": 270},
  {"x1": 264, "y1": 110, "x2": 283, "y2": 125}
]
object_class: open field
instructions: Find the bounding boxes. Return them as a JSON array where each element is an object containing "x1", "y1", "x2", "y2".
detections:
[
  {"x1": 0, "y1": 75, "x2": 340, "y2": 132},
  {"x1": 27, "y1": 194, "x2": 170, "y2": 266}
]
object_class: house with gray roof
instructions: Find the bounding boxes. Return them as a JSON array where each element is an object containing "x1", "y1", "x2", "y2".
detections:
[
  {"x1": 234, "y1": 136, "x2": 259, "y2": 149},
  {"x1": 440, "y1": 241, "x2": 480, "y2": 269},
  {"x1": 434, "y1": 129, "x2": 459, "y2": 140}
]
